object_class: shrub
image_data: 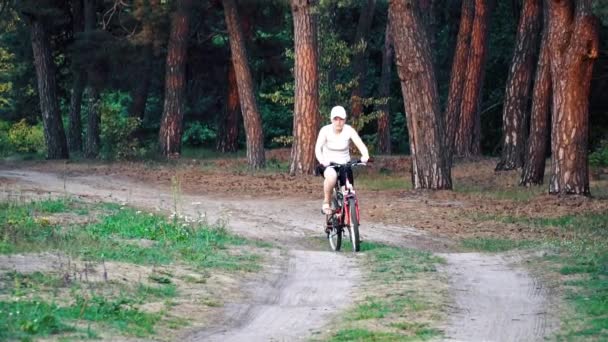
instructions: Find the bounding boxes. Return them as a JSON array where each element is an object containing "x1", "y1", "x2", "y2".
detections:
[
  {"x1": 182, "y1": 122, "x2": 216, "y2": 147},
  {"x1": 589, "y1": 140, "x2": 608, "y2": 167},
  {"x1": 7, "y1": 119, "x2": 45, "y2": 154},
  {"x1": 100, "y1": 103, "x2": 141, "y2": 160}
]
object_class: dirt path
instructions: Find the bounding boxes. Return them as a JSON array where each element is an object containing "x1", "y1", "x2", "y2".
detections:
[{"x1": 0, "y1": 168, "x2": 556, "y2": 341}]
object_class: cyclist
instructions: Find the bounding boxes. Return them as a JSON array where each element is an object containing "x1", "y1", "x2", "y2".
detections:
[{"x1": 315, "y1": 105, "x2": 369, "y2": 215}]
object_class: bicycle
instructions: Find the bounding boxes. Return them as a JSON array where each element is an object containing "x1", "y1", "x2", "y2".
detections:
[{"x1": 324, "y1": 160, "x2": 368, "y2": 252}]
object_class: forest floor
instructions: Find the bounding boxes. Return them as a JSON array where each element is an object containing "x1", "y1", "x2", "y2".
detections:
[{"x1": 1, "y1": 149, "x2": 607, "y2": 341}]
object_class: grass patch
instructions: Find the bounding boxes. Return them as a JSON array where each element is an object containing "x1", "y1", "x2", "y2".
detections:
[
  {"x1": 325, "y1": 242, "x2": 444, "y2": 340},
  {"x1": 461, "y1": 238, "x2": 541, "y2": 252},
  {"x1": 0, "y1": 198, "x2": 267, "y2": 340},
  {"x1": 357, "y1": 173, "x2": 412, "y2": 191},
  {"x1": 469, "y1": 211, "x2": 608, "y2": 340}
]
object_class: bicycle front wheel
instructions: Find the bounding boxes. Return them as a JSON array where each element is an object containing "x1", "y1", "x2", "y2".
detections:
[
  {"x1": 328, "y1": 215, "x2": 342, "y2": 251},
  {"x1": 348, "y1": 197, "x2": 360, "y2": 252}
]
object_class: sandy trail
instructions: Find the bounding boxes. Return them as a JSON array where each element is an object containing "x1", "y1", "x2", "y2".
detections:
[{"x1": 0, "y1": 169, "x2": 555, "y2": 341}]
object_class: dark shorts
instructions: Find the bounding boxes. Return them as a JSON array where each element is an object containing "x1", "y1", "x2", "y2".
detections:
[{"x1": 316, "y1": 164, "x2": 354, "y2": 187}]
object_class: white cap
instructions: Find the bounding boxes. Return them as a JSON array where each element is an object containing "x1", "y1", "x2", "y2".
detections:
[{"x1": 330, "y1": 106, "x2": 347, "y2": 120}]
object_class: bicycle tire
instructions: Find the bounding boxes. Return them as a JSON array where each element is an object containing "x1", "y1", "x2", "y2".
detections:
[
  {"x1": 348, "y1": 197, "x2": 360, "y2": 252},
  {"x1": 328, "y1": 215, "x2": 342, "y2": 251}
]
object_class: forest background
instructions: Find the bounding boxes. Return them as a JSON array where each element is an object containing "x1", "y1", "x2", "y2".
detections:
[{"x1": 0, "y1": 0, "x2": 607, "y2": 192}]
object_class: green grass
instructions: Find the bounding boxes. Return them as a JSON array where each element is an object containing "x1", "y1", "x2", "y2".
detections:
[
  {"x1": 453, "y1": 183, "x2": 545, "y2": 201},
  {"x1": 327, "y1": 242, "x2": 444, "y2": 341},
  {"x1": 466, "y1": 211, "x2": 608, "y2": 341},
  {"x1": 1, "y1": 199, "x2": 262, "y2": 271},
  {"x1": 0, "y1": 198, "x2": 266, "y2": 340},
  {"x1": 461, "y1": 238, "x2": 541, "y2": 252},
  {"x1": 357, "y1": 173, "x2": 412, "y2": 191}
]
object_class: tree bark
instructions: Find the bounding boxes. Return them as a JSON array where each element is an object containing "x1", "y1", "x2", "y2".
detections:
[
  {"x1": 68, "y1": 71, "x2": 86, "y2": 153},
  {"x1": 496, "y1": 0, "x2": 542, "y2": 171},
  {"x1": 520, "y1": 1, "x2": 551, "y2": 186},
  {"x1": 376, "y1": 20, "x2": 393, "y2": 155},
  {"x1": 28, "y1": 16, "x2": 69, "y2": 159},
  {"x1": 290, "y1": 0, "x2": 320, "y2": 175},
  {"x1": 216, "y1": 63, "x2": 240, "y2": 153},
  {"x1": 84, "y1": 85, "x2": 101, "y2": 158},
  {"x1": 158, "y1": 0, "x2": 192, "y2": 157},
  {"x1": 445, "y1": 0, "x2": 474, "y2": 159},
  {"x1": 548, "y1": 0, "x2": 599, "y2": 195},
  {"x1": 83, "y1": 0, "x2": 102, "y2": 159},
  {"x1": 68, "y1": 0, "x2": 85, "y2": 153},
  {"x1": 130, "y1": 0, "x2": 160, "y2": 121},
  {"x1": 349, "y1": 0, "x2": 376, "y2": 122},
  {"x1": 223, "y1": 0, "x2": 265, "y2": 169},
  {"x1": 389, "y1": 0, "x2": 452, "y2": 190},
  {"x1": 455, "y1": 0, "x2": 491, "y2": 157}
]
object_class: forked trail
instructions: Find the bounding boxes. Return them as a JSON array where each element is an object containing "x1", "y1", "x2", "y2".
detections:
[{"x1": 0, "y1": 168, "x2": 556, "y2": 341}]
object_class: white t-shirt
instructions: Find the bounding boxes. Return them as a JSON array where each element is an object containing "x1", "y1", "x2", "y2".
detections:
[{"x1": 315, "y1": 124, "x2": 366, "y2": 165}]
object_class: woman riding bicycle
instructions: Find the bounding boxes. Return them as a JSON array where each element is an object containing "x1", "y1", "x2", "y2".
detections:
[{"x1": 315, "y1": 105, "x2": 370, "y2": 215}]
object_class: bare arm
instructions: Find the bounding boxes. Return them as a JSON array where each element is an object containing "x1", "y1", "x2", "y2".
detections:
[
  {"x1": 351, "y1": 129, "x2": 370, "y2": 161},
  {"x1": 315, "y1": 127, "x2": 327, "y2": 165}
]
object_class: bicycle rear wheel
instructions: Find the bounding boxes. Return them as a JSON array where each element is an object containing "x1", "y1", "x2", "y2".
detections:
[
  {"x1": 348, "y1": 198, "x2": 360, "y2": 252},
  {"x1": 328, "y1": 215, "x2": 342, "y2": 251}
]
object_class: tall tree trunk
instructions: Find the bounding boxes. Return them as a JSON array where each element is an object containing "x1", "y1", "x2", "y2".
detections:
[
  {"x1": 27, "y1": 16, "x2": 69, "y2": 159},
  {"x1": 455, "y1": 0, "x2": 491, "y2": 157},
  {"x1": 223, "y1": 0, "x2": 265, "y2": 169},
  {"x1": 130, "y1": 0, "x2": 160, "y2": 121},
  {"x1": 216, "y1": 9, "x2": 253, "y2": 153},
  {"x1": 68, "y1": 0, "x2": 85, "y2": 153},
  {"x1": 83, "y1": 0, "x2": 102, "y2": 159},
  {"x1": 216, "y1": 63, "x2": 240, "y2": 153},
  {"x1": 548, "y1": 0, "x2": 599, "y2": 195},
  {"x1": 445, "y1": 0, "x2": 474, "y2": 159},
  {"x1": 376, "y1": 20, "x2": 393, "y2": 155},
  {"x1": 496, "y1": 0, "x2": 542, "y2": 171},
  {"x1": 158, "y1": 0, "x2": 192, "y2": 157},
  {"x1": 521, "y1": 1, "x2": 551, "y2": 186},
  {"x1": 84, "y1": 85, "x2": 101, "y2": 158},
  {"x1": 290, "y1": 0, "x2": 320, "y2": 175},
  {"x1": 68, "y1": 71, "x2": 86, "y2": 152},
  {"x1": 349, "y1": 0, "x2": 376, "y2": 122},
  {"x1": 389, "y1": 0, "x2": 451, "y2": 190}
]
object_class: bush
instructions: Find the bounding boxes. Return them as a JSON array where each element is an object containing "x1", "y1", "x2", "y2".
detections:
[
  {"x1": 100, "y1": 102, "x2": 141, "y2": 160},
  {"x1": 0, "y1": 120, "x2": 11, "y2": 156},
  {"x1": 589, "y1": 140, "x2": 608, "y2": 167},
  {"x1": 182, "y1": 122, "x2": 216, "y2": 147},
  {"x1": 7, "y1": 119, "x2": 46, "y2": 154}
]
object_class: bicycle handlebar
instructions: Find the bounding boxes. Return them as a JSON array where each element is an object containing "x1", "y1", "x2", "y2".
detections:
[{"x1": 328, "y1": 158, "x2": 373, "y2": 168}]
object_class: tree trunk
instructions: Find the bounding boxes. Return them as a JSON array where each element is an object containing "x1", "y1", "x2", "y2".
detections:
[
  {"x1": 496, "y1": 0, "x2": 542, "y2": 171},
  {"x1": 290, "y1": 0, "x2": 320, "y2": 175},
  {"x1": 349, "y1": 0, "x2": 376, "y2": 122},
  {"x1": 520, "y1": 1, "x2": 551, "y2": 186},
  {"x1": 389, "y1": 0, "x2": 451, "y2": 190},
  {"x1": 455, "y1": 0, "x2": 491, "y2": 157},
  {"x1": 83, "y1": 0, "x2": 102, "y2": 159},
  {"x1": 548, "y1": 0, "x2": 599, "y2": 195},
  {"x1": 130, "y1": 0, "x2": 160, "y2": 121},
  {"x1": 158, "y1": 0, "x2": 192, "y2": 157},
  {"x1": 28, "y1": 16, "x2": 69, "y2": 159},
  {"x1": 84, "y1": 85, "x2": 101, "y2": 158},
  {"x1": 68, "y1": 71, "x2": 86, "y2": 153},
  {"x1": 68, "y1": 0, "x2": 85, "y2": 153},
  {"x1": 445, "y1": 0, "x2": 474, "y2": 158},
  {"x1": 216, "y1": 63, "x2": 240, "y2": 153},
  {"x1": 223, "y1": 0, "x2": 265, "y2": 169},
  {"x1": 376, "y1": 20, "x2": 393, "y2": 155}
]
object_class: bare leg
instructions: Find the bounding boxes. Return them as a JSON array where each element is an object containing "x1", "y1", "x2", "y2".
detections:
[{"x1": 323, "y1": 168, "x2": 338, "y2": 208}]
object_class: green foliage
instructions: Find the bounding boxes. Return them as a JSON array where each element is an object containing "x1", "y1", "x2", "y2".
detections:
[
  {"x1": 100, "y1": 92, "x2": 141, "y2": 160},
  {"x1": 589, "y1": 140, "x2": 608, "y2": 167},
  {"x1": 461, "y1": 238, "x2": 540, "y2": 252},
  {"x1": 7, "y1": 119, "x2": 46, "y2": 154},
  {"x1": 182, "y1": 121, "x2": 216, "y2": 147},
  {"x1": 0, "y1": 300, "x2": 75, "y2": 340}
]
